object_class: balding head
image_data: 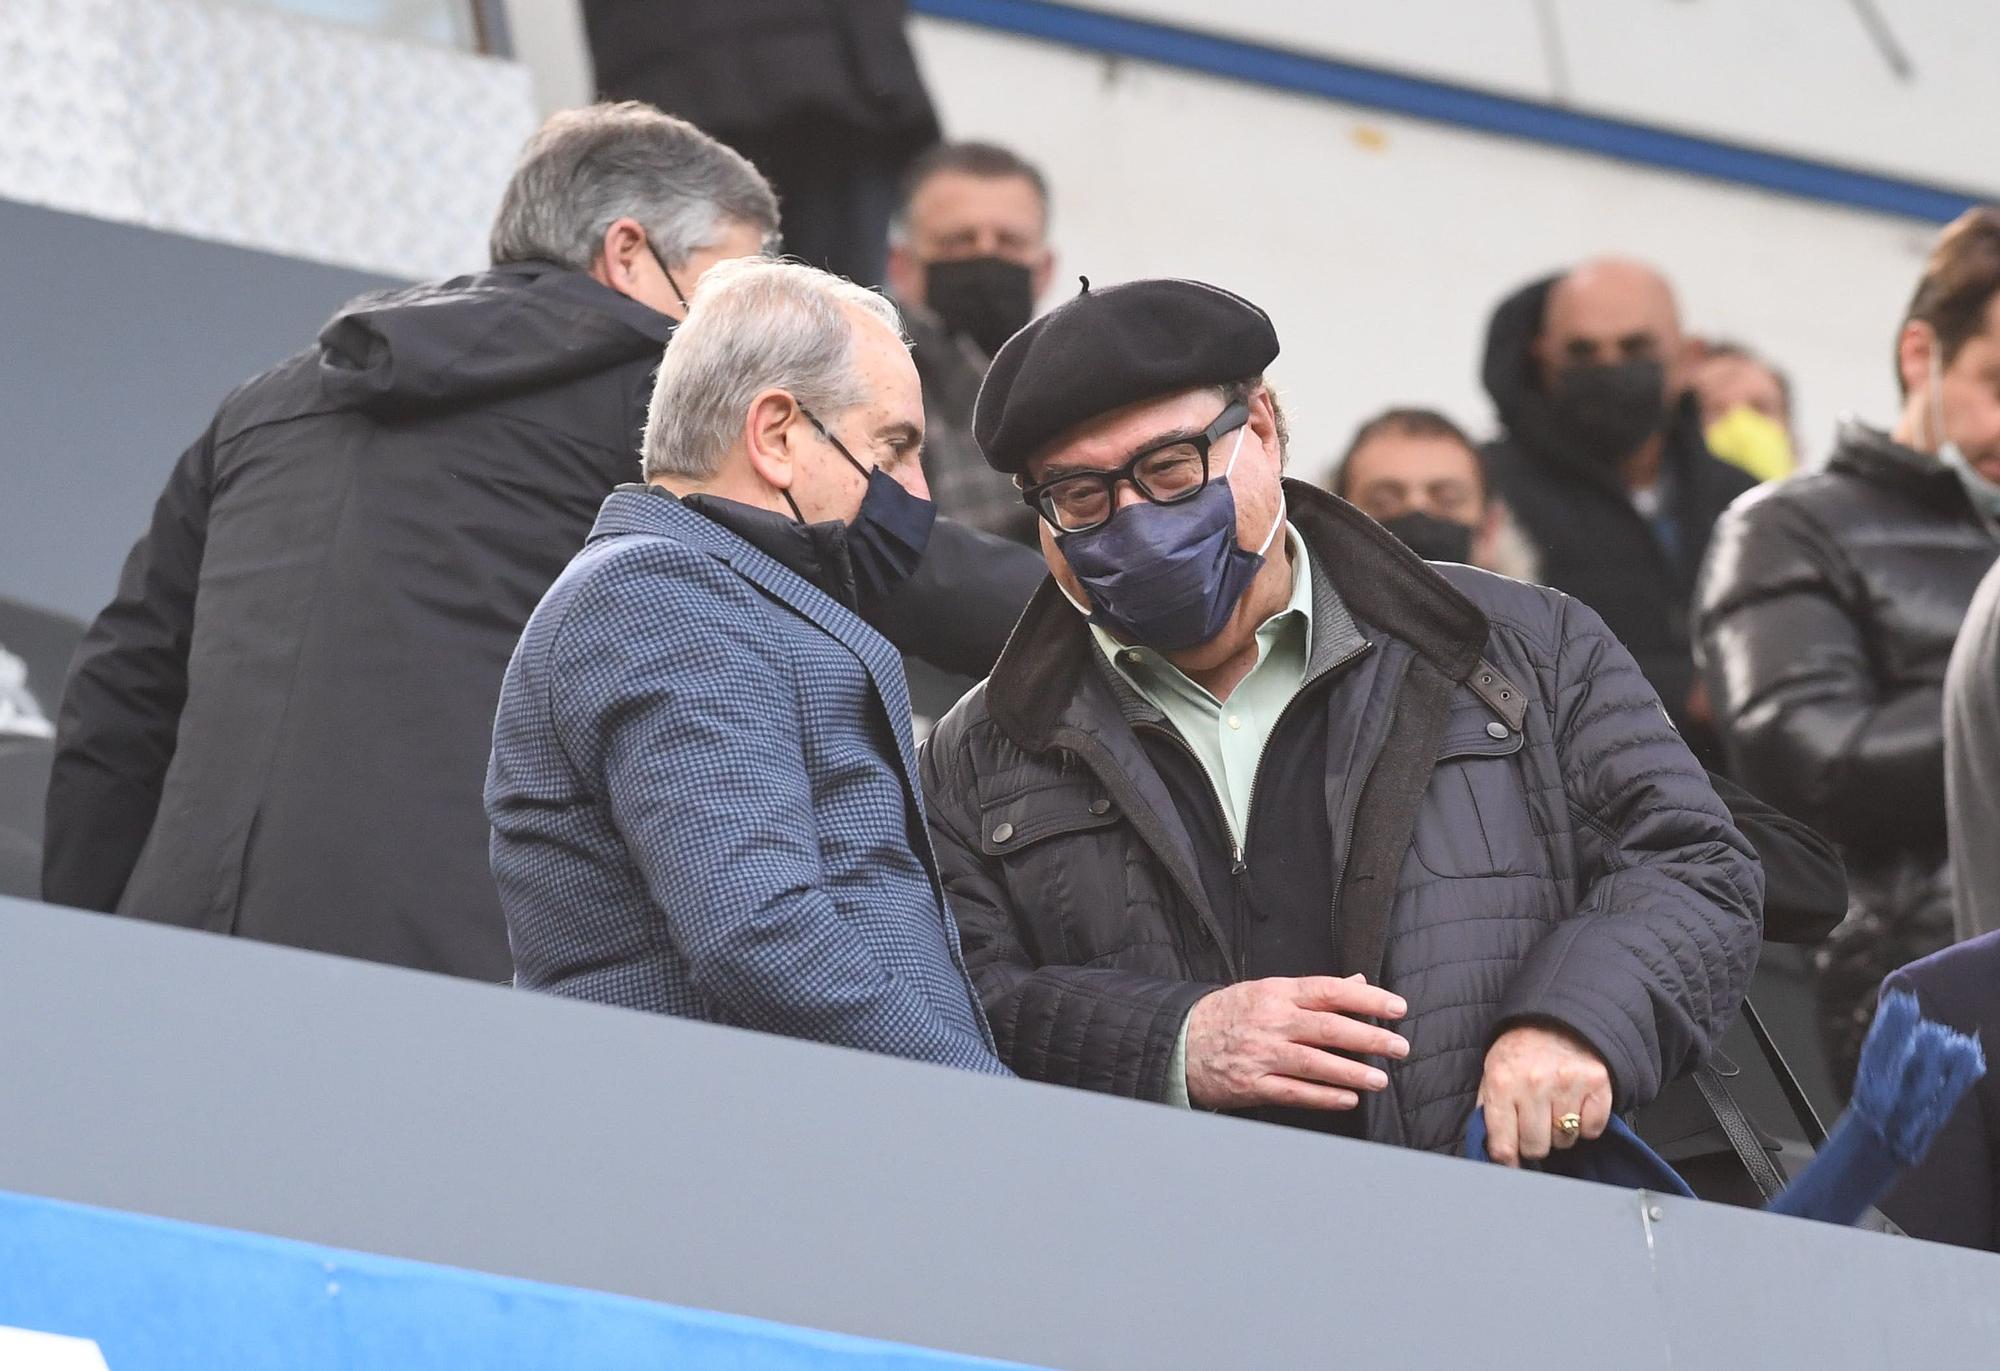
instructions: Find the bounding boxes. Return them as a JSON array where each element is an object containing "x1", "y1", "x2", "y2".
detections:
[{"x1": 1534, "y1": 257, "x2": 1694, "y2": 397}]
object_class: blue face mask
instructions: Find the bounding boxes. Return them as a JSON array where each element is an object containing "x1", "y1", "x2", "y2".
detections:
[
  {"x1": 1931, "y1": 346, "x2": 2000, "y2": 521},
  {"x1": 1055, "y1": 425, "x2": 1285, "y2": 652}
]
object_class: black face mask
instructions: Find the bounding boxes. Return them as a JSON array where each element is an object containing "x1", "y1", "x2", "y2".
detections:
[
  {"x1": 1548, "y1": 359, "x2": 1668, "y2": 465},
  {"x1": 1380, "y1": 510, "x2": 1476, "y2": 564},
  {"x1": 924, "y1": 256, "x2": 1035, "y2": 358},
  {"x1": 794, "y1": 409, "x2": 936, "y2": 604}
]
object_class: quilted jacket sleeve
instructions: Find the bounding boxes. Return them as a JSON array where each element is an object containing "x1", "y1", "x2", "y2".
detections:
[
  {"x1": 549, "y1": 550, "x2": 1006, "y2": 1073},
  {"x1": 920, "y1": 711, "x2": 1213, "y2": 1101},
  {"x1": 1497, "y1": 594, "x2": 1765, "y2": 1111},
  {"x1": 43, "y1": 421, "x2": 215, "y2": 911},
  {"x1": 1697, "y1": 493, "x2": 1946, "y2": 850}
]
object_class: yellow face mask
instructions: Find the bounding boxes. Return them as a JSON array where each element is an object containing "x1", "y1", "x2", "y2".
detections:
[{"x1": 1705, "y1": 404, "x2": 1796, "y2": 484}]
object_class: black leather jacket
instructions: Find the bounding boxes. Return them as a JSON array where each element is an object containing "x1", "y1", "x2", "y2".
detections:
[{"x1": 1697, "y1": 419, "x2": 2000, "y2": 1083}]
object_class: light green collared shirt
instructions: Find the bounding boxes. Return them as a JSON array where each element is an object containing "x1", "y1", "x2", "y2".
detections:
[
  {"x1": 1091, "y1": 527, "x2": 1316, "y2": 853},
  {"x1": 1090, "y1": 528, "x2": 1316, "y2": 1110}
]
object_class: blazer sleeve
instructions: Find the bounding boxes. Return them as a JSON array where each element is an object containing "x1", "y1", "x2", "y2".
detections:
[
  {"x1": 920, "y1": 711, "x2": 1213, "y2": 1101},
  {"x1": 1877, "y1": 965, "x2": 1997, "y2": 1251},
  {"x1": 549, "y1": 552, "x2": 1003, "y2": 1070},
  {"x1": 1698, "y1": 494, "x2": 1947, "y2": 850},
  {"x1": 1498, "y1": 594, "x2": 1765, "y2": 1112},
  {"x1": 42, "y1": 422, "x2": 216, "y2": 910},
  {"x1": 1706, "y1": 770, "x2": 1849, "y2": 945}
]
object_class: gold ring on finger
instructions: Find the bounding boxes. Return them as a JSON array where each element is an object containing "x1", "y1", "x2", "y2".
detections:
[{"x1": 1556, "y1": 1112, "x2": 1583, "y2": 1139}]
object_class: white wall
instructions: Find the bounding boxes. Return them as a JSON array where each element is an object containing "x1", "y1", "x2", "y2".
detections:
[
  {"x1": 911, "y1": 15, "x2": 1941, "y2": 478},
  {"x1": 1078, "y1": 1, "x2": 2000, "y2": 198}
]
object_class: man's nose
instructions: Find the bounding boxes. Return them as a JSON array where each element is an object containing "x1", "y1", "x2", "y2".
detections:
[
  {"x1": 893, "y1": 461, "x2": 931, "y2": 502},
  {"x1": 1112, "y1": 479, "x2": 1150, "y2": 512}
]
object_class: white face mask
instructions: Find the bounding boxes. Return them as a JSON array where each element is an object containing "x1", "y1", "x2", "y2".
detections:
[{"x1": 1928, "y1": 343, "x2": 2000, "y2": 520}]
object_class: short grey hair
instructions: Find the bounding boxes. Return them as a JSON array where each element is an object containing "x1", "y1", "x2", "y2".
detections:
[
  {"x1": 489, "y1": 102, "x2": 780, "y2": 271},
  {"x1": 642, "y1": 259, "x2": 905, "y2": 481}
]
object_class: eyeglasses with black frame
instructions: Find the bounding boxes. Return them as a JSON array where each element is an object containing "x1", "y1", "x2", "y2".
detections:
[{"x1": 1020, "y1": 399, "x2": 1251, "y2": 534}]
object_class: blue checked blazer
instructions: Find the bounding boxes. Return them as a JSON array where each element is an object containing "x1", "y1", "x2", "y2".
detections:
[{"x1": 487, "y1": 488, "x2": 1006, "y2": 1074}]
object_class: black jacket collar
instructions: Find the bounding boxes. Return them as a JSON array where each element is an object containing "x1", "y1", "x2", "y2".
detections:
[
  {"x1": 645, "y1": 487, "x2": 861, "y2": 607},
  {"x1": 984, "y1": 480, "x2": 1491, "y2": 752},
  {"x1": 1829, "y1": 418, "x2": 1977, "y2": 505}
]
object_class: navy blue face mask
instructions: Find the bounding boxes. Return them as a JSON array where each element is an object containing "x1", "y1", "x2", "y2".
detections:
[
  {"x1": 795, "y1": 409, "x2": 936, "y2": 603},
  {"x1": 1055, "y1": 425, "x2": 1284, "y2": 652}
]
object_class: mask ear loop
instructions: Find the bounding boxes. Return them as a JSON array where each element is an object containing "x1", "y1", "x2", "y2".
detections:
[
  {"x1": 1219, "y1": 422, "x2": 1286, "y2": 557},
  {"x1": 1928, "y1": 334, "x2": 1951, "y2": 458}
]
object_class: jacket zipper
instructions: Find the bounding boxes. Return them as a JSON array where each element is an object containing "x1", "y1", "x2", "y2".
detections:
[
  {"x1": 1236, "y1": 639, "x2": 1374, "y2": 871},
  {"x1": 1133, "y1": 638, "x2": 1377, "y2": 960},
  {"x1": 1327, "y1": 729, "x2": 1389, "y2": 955},
  {"x1": 1134, "y1": 722, "x2": 1246, "y2": 873}
]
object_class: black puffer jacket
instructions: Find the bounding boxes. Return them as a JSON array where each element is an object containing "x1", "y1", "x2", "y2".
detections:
[
  {"x1": 1480, "y1": 275, "x2": 1756, "y2": 757},
  {"x1": 1697, "y1": 419, "x2": 2000, "y2": 1087},
  {"x1": 922, "y1": 481, "x2": 1763, "y2": 1152}
]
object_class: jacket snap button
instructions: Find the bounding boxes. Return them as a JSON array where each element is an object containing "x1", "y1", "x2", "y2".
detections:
[
  {"x1": 1089, "y1": 799, "x2": 1111, "y2": 815},
  {"x1": 992, "y1": 822, "x2": 1016, "y2": 843},
  {"x1": 1486, "y1": 721, "x2": 1510, "y2": 740}
]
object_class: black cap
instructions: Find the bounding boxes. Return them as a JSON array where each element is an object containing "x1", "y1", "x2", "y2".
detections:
[{"x1": 972, "y1": 277, "x2": 1280, "y2": 474}]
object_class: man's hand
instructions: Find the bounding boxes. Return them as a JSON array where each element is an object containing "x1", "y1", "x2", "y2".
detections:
[
  {"x1": 1184, "y1": 974, "x2": 1409, "y2": 1112},
  {"x1": 1477, "y1": 1023, "x2": 1613, "y2": 1166}
]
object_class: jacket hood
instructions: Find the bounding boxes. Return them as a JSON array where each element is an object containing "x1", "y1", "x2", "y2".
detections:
[
  {"x1": 1480, "y1": 273, "x2": 1559, "y2": 439},
  {"x1": 315, "y1": 260, "x2": 674, "y2": 417},
  {"x1": 1478, "y1": 270, "x2": 1710, "y2": 489}
]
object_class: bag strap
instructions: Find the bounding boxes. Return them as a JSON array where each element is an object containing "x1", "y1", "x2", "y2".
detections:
[
  {"x1": 1691, "y1": 1065, "x2": 1789, "y2": 1202},
  {"x1": 1741, "y1": 996, "x2": 1829, "y2": 1148}
]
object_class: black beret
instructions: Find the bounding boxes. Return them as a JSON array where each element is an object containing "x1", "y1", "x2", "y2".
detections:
[{"x1": 972, "y1": 277, "x2": 1280, "y2": 474}]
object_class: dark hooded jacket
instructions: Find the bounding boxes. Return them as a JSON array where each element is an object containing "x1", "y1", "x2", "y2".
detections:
[
  {"x1": 1480, "y1": 275, "x2": 1755, "y2": 756},
  {"x1": 43, "y1": 261, "x2": 1039, "y2": 979},
  {"x1": 1696, "y1": 419, "x2": 2000, "y2": 1088}
]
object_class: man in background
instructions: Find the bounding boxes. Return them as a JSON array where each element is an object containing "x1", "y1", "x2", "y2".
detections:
[
  {"x1": 1328, "y1": 407, "x2": 1539, "y2": 581},
  {"x1": 1698, "y1": 207, "x2": 2000, "y2": 1090},
  {"x1": 1481, "y1": 258, "x2": 1755, "y2": 761},
  {"x1": 1693, "y1": 340, "x2": 1798, "y2": 484},
  {"x1": 886, "y1": 141, "x2": 1056, "y2": 547}
]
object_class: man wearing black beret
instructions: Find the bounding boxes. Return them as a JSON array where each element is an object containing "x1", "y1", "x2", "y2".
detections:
[{"x1": 919, "y1": 277, "x2": 1765, "y2": 1162}]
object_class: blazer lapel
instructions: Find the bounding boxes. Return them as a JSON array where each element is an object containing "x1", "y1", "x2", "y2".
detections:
[{"x1": 619, "y1": 493, "x2": 926, "y2": 805}]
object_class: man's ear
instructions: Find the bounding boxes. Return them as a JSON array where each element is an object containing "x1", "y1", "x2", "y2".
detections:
[
  {"x1": 885, "y1": 243, "x2": 924, "y2": 306},
  {"x1": 592, "y1": 217, "x2": 649, "y2": 295},
  {"x1": 743, "y1": 388, "x2": 803, "y2": 493},
  {"x1": 1245, "y1": 386, "x2": 1283, "y2": 470},
  {"x1": 1896, "y1": 320, "x2": 1937, "y2": 398},
  {"x1": 1030, "y1": 248, "x2": 1057, "y2": 302},
  {"x1": 1669, "y1": 332, "x2": 1707, "y2": 396}
]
